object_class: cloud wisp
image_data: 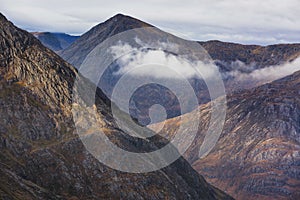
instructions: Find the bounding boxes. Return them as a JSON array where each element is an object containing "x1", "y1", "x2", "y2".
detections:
[
  {"x1": 109, "y1": 41, "x2": 219, "y2": 80},
  {"x1": 108, "y1": 40, "x2": 300, "y2": 89},
  {"x1": 223, "y1": 58, "x2": 300, "y2": 88}
]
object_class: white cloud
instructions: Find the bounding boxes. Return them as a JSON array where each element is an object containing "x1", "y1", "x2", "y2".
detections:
[
  {"x1": 108, "y1": 40, "x2": 300, "y2": 89},
  {"x1": 233, "y1": 58, "x2": 300, "y2": 83},
  {"x1": 109, "y1": 41, "x2": 219, "y2": 79},
  {"x1": 222, "y1": 58, "x2": 300, "y2": 89}
]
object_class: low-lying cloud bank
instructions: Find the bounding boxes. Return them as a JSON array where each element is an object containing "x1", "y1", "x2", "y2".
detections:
[
  {"x1": 108, "y1": 40, "x2": 300, "y2": 89},
  {"x1": 109, "y1": 41, "x2": 219, "y2": 80},
  {"x1": 222, "y1": 58, "x2": 300, "y2": 88}
]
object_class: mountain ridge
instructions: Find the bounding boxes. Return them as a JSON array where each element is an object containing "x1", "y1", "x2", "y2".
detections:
[{"x1": 199, "y1": 40, "x2": 300, "y2": 68}]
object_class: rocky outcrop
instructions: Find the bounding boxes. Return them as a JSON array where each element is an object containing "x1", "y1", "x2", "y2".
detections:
[{"x1": 0, "y1": 12, "x2": 233, "y2": 199}]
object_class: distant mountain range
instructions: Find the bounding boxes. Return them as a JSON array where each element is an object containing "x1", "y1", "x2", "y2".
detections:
[{"x1": 32, "y1": 32, "x2": 79, "y2": 51}]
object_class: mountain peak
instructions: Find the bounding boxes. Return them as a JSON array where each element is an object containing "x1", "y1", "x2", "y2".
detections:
[
  {"x1": 98, "y1": 13, "x2": 153, "y2": 31},
  {"x1": 59, "y1": 13, "x2": 154, "y2": 67},
  {"x1": 105, "y1": 13, "x2": 151, "y2": 26},
  {"x1": 110, "y1": 13, "x2": 130, "y2": 19}
]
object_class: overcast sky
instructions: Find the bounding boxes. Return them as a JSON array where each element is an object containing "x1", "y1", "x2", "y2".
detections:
[{"x1": 1, "y1": 0, "x2": 300, "y2": 45}]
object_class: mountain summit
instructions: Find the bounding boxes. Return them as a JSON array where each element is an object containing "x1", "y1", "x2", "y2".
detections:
[{"x1": 59, "y1": 13, "x2": 153, "y2": 67}]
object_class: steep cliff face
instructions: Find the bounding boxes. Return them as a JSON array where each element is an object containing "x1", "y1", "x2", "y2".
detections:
[
  {"x1": 0, "y1": 13, "x2": 233, "y2": 199},
  {"x1": 150, "y1": 70, "x2": 300, "y2": 199}
]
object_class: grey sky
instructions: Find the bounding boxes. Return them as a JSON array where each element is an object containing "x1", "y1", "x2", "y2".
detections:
[{"x1": 1, "y1": 0, "x2": 300, "y2": 45}]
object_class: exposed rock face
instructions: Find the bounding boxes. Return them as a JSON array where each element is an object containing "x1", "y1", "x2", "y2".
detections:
[
  {"x1": 150, "y1": 70, "x2": 300, "y2": 199},
  {"x1": 32, "y1": 32, "x2": 79, "y2": 52},
  {"x1": 0, "y1": 13, "x2": 233, "y2": 200}
]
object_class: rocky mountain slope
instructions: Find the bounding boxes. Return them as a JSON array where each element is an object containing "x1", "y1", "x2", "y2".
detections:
[
  {"x1": 59, "y1": 14, "x2": 300, "y2": 125},
  {"x1": 150, "y1": 69, "x2": 300, "y2": 199},
  {"x1": 0, "y1": 12, "x2": 233, "y2": 199},
  {"x1": 199, "y1": 40, "x2": 300, "y2": 68},
  {"x1": 32, "y1": 32, "x2": 79, "y2": 52}
]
